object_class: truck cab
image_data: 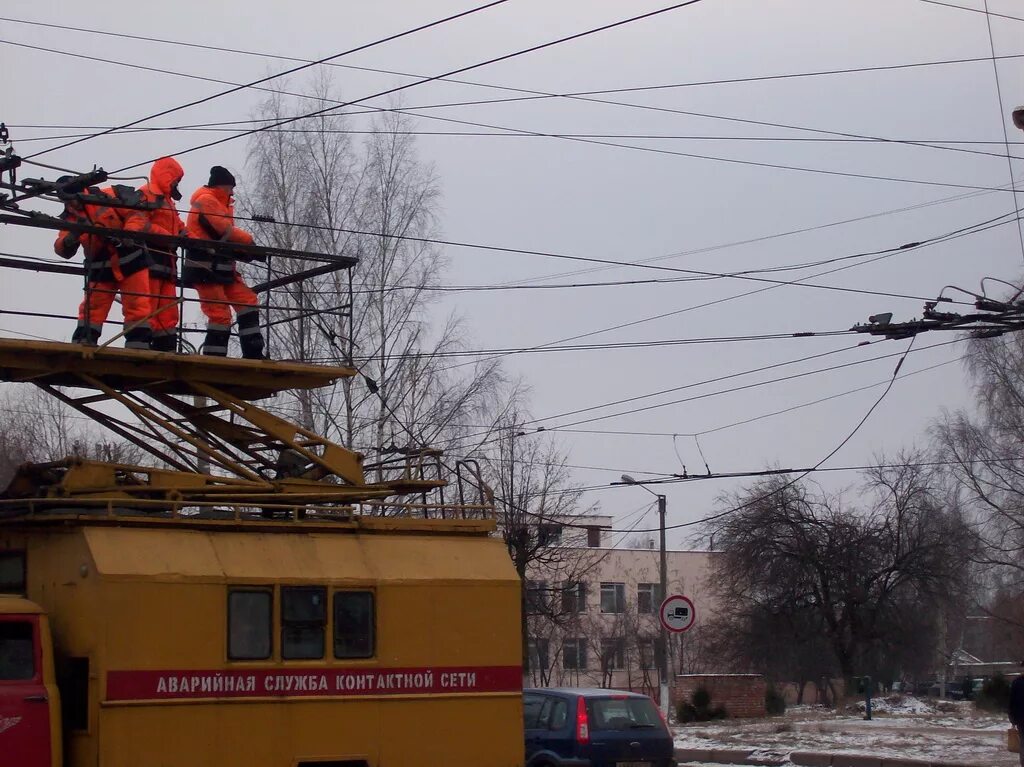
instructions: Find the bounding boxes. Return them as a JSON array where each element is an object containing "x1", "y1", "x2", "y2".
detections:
[{"x1": 0, "y1": 596, "x2": 61, "y2": 767}]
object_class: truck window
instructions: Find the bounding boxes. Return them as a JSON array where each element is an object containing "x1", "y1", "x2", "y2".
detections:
[
  {"x1": 0, "y1": 551, "x2": 26, "y2": 595},
  {"x1": 282, "y1": 586, "x2": 325, "y2": 660},
  {"x1": 0, "y1": 621, "x2": 35, "y2": 680},
  {"x1": 333, "y1": 591, "x2": 374, "y2": 659},
  {"x1": 228, "y1": 589, "x2": 272, "y2": 660}
]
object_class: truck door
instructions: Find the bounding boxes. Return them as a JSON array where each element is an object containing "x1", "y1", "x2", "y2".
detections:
[{"x1": 0, "y1": 615, "x2": 51, "y2": 767}]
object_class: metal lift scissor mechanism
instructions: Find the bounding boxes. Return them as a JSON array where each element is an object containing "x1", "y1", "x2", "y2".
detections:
[{"x1": 0, "y1": 340, "x2": 492, "y2": 521}]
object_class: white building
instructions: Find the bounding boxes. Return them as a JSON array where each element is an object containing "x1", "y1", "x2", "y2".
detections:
[{"x1": 523, "y1": 518, "x2": 720, "y2": 693}]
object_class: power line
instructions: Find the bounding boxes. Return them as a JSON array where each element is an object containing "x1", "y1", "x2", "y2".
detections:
[
  {"x1": 109, "y1": 1, "x2": 712, "y2": 173},
  {"x1": 12, "y1": 123, "x2": 1024, "y2": 149},
  {"x1": 532, "y1": 337, "x2": 962, "y2": 431},
  {"x1": 508, "y1": 337, "x2": 924, "y2": 534},
  {"x1": 299, "y1": 330, "x2": 856, "y2": 362},
  {"x1": 13, "y1": 158, "x2": 1002, "y2": 309},
  {"x1": 7, "y1": 15, "x2": 1024, "y2": 165},
  {"x1": 917, "y1": 0, "x2": 1024, "y2": 23},
  {"x1": 500, "y1": 179, "x2": 1017, "y2": 287},
  {"x1": 8, "y1": 13, "x2": 1024, "y2": 95},
  {"x1": 439, "y1": 337, "x2": 962, "y2": 457},
  {"x1": 22, "y1": 0, "x2": 512, "y2": 160},
  {"x1": 434, "y1": 210, "x2": 1020, "y2": 374},
  {"x1": 235, "y1": 207, "x2": 1020, "y2": 304},
  {"x1": 542, "y1": 355, "x2": 965, "y2": 440},
  {"x1": 374, "y1": 104, "x2": 1021, "y2": 193},
  {"x1": 982, "y1": 0, "x2": 1024, "y2": 263}
]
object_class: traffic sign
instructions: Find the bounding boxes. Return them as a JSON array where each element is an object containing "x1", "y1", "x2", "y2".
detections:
[{"x1": 659, "y1": 594, "x2": 696, "y2": 633}]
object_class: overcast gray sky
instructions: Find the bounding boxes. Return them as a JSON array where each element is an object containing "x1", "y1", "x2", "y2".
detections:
[{"x1": 2, "y1": 0, "x2": 1023, "y2": 543}]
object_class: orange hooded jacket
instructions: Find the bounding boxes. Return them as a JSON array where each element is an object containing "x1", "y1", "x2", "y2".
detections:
[
  {"x1": 182, "y1": 185, "x2": 254, "y2": 286},
  {"x1": 137, "y1": 157, "x2": 186, "y2": 280},
  {"x1": 53, "y1": 186, "x2": 150, "y2": 281}
]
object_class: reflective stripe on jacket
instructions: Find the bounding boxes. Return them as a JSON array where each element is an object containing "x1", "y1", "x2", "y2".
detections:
[
  {"x1": 183, "y1": 185, "x2": 254, "y2": 287},
  {"x1": 53, "y1": 186, "x2": 152, "y2": 282}
]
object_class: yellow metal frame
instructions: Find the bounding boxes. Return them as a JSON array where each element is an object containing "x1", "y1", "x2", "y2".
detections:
[{"x1": 0, "y1": 340, "x2": 492, "y2": 520}]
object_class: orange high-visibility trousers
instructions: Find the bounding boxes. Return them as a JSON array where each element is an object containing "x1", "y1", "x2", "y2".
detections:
[
  {"x1": 75, "y1": 270, "x2": 153, "y2": 348},
  {"x1": 195, "y1": 275, "x2": 257, "y2": 326},
  {"x1": 149, "y1": 278, "x2": 179, "y2": 336}
]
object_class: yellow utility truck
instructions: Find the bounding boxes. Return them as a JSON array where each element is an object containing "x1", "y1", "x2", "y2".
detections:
[{"x1": 0, "y1": 340, "x2": 524, "y2": 766}]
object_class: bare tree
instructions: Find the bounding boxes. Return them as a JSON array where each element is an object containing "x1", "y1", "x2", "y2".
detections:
[
  {"x1": 934, "y1": 331, "x2": 1024, "y2": 591},
  {"x1": 487, "y1": 415, "x2": 603, "y2": 669},
  {"x1": 0, "y1": 387, "x2": 145, "y2": 489},
  {"x1": 705, "y1": 458, "x2": 972, "y2": 689},
  {"x1": 244, "y1": 80, "x2": 505, "y2": 466}
]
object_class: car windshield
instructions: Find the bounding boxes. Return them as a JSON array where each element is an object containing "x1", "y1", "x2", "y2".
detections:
[{"x1": 590, "y1": 696, "x2": 661, "y2": 731}]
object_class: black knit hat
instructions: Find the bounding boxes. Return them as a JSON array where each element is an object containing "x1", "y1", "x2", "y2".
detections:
[{"x1": 208, "y1": 166, "x2": 236, "y2": 187}]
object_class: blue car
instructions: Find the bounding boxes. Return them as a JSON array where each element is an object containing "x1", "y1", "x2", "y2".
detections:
[{"x1": 523, "y1": 687, "x2": 676, "y2": 767}]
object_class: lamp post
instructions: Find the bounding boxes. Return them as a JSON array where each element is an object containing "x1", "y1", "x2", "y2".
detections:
[{"x1": 620, "y1": 475, "x2": 670, "y2": 720}]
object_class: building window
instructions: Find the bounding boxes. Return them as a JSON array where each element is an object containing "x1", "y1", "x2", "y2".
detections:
[
  {"x1": 0, "y1": 551, "x2": 26, "y2": 595},
  {"x1": 526, "y1": 580, "x2": 549, "y2": 615},
  {"x1": 639, "y1": 637, "x2": 665, "y2": 671},
  {"x1": 562, "y1": 638, "x2": 587, "y2": 671},
  {"x1": 227, "y1": 588, "x2": 272, "y2": 660},
  {"x1": 600, "y1": 638, "x2": 625, "y2": 671},
  {"x1": 639, "y1": 638, "x2": 656, "y2": 670},
  {"x1": 586, "y1": 526, "x2": 602, "y2": 548},
  {"x1": 282, "y1": 586, "x2": 326, "y2": 660},
  {"x1": 537, "y1": 523, "x2": 563, "y2": 546},
  {"x1": 561, "y1": 581, "x2": 586, "y2": 614},
  {"x1": 637, "y1": 583, "x2": 664, "y2": 614},
  {"x1": 600, "y1": 582, "x2": 626, "y2": 614},
  {"x1": 334, "y1": 591, "x2": 374, "y2": 659},
  {"x1": 526, "y1": 638, "x2": 550, "y2": 673}
]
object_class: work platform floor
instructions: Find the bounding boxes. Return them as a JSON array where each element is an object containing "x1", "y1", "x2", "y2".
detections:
[{"x1": 0, "y1": 338, "x2": 355, "y2": 399}]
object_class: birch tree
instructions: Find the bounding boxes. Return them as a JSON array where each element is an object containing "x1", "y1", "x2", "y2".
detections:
[{"x1": 243, "y1": 80, "x2": 505, "y2": 469}]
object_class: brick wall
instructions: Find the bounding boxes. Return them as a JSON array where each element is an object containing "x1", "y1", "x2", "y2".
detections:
[{"x1": 673, "y1": 674, "x2": 766, "y2": 718}]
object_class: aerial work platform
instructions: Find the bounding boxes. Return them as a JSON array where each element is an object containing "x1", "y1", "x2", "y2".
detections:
[
  {"x1": 0, "y1": 338, "x2": 356, "y2": 399},
  {"x1": 0, "y1": 340, "x2": 492, "y2": 521}
]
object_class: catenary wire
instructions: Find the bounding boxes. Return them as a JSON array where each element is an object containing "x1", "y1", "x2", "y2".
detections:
[
  {"x1": 441, "y1": 337, "x2": 962, "y2": 456},
  {"x1": 12, "y1": 124, "x2": 1024, "y2": 149},
  {"x1": 982, "y1": 0, "x2": 1024, "y2": 263},
  {"x1": 8, "y1": 13, "x2": 1024, "y2": 96},
  {"x1": 917, "y1": 0, "x2": 1024, "y2": 23},
  {"x1": 6, "y1": 17, "x2": 1024, "y2": 164},
  {"x1": 434, "y1": 210, "x2": 1020, "y2": 374},
  {"x1": 21, "y1": 0, "x2": 512, "y2": 160},
  {"x1": 536, "y1": 337, "x2": 951, "y2": 431},
  {"x1": 14, "y1": 159, "x2": 1007, "y2": 307},
  {"x1": 496, "y1": 336, "x2": 923, "y2": 533},
  {"x1": 109, "y1": 1, "x2": 712, "y2": 173}
]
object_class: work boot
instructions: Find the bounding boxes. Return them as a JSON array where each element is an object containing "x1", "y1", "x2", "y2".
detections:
[
  {"x1": 71, "y1": 323, "x2": 101, "y2": 346},
  {"x1": 201, "y1": 327, "x2": 230, "y2": 357},
  {"x1": 124, "y1": 325, "x2": 153, "y2": 351},
  {"x1": 237, "y1": 308, "x2": 266, "y2": 360},
  {"x1": 150, "y1": 331, "x2": 178, "y2": 353},
  {"x1": 240, "y1": 332, "x2": 267, "y2": 361}
]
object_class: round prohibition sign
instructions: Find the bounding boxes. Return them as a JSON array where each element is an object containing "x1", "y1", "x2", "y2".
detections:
[{"x1": 659, "y1": 595, "x2": 696, "y2": 633}]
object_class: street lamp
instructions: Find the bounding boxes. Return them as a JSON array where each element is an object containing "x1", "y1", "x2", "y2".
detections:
[{"x1": 620, "y1": 475, "x2": 670, "y2": 720}]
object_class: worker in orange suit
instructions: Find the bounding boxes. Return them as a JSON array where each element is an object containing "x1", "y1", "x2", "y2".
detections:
[
  {"x1": 53, "y1": 179, "x2": 154, "y2": 349},
  {"x1": 184, "y1": 166, "x2": 266, "y2": 359},
  {"x1": 137, "y1": 157, "x2": 187, "y2": 352}
]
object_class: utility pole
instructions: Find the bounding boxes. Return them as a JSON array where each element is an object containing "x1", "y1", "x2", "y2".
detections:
[
  {"x1": 619, "y1": 474, "x2": 671, "y2": 719},
  {"x1": 657, "y1": 492, "x2": 670, "y2": 720}
]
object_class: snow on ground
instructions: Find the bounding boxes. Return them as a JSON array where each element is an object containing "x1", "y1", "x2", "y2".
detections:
[{"x1": 674, "y1": 696, "x2": 1017, "y2": 766}]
